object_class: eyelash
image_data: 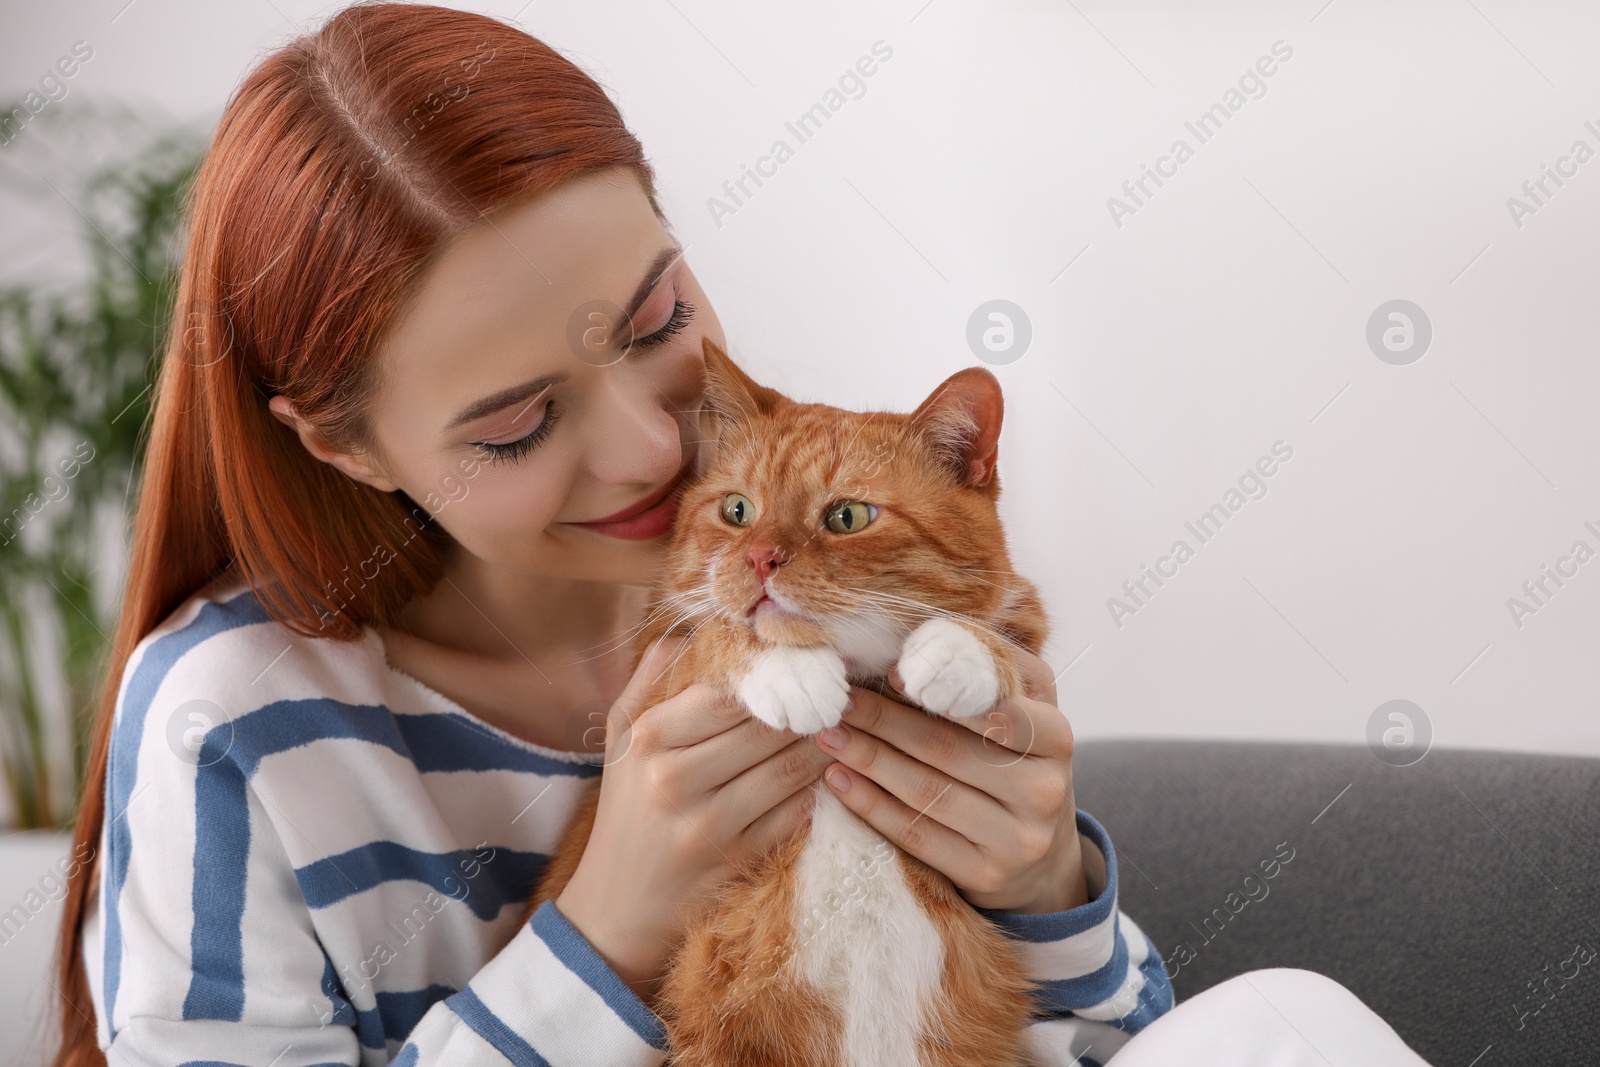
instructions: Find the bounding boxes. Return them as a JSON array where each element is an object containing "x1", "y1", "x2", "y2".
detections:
[
  {"x1": 472, "y1": 299, "x2": 695, "y2": 464},
  {"x1": 634, "y1": 298, "x2": 695, "y2": 348},
  {"x1": 474, "y1": 401, "x2": 562, "y2": 464}
]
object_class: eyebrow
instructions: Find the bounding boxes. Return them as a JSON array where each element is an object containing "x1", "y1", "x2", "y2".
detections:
[
  {"x1": 440, "y1": 243, "x2": 685, "y2": 435},
  {"x1": 624, "y1": 243, "x2": 687, "y2": 324},
  {"x1": 443, "y1": 373, "x2": 566, "y2": 434}
]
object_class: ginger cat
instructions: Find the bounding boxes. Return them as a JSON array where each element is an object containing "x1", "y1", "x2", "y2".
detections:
[{"x1": 530, "y1": 338, "x2": 1052, "y2": 1067}]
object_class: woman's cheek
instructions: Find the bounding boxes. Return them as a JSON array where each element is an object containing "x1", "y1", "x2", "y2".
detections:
[
  {"x1": 424, "y1": 469, "x2": 563, "y2": 563},
  {"x1": 438, "y1": 467, "x2": 473, "y2": 506}
]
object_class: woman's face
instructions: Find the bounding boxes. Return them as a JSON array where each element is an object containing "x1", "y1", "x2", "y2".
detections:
[{"x1": 331, "y1": 167, "x2": 720, "y2": 585}]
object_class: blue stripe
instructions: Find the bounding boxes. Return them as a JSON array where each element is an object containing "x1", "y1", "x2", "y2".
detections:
[
  {"x1": 448, "y1": 986, "x2": 551, "y2": 1066},
  {"x1": 1027, "y1": 912, "x2": 1132, "y2": 1015},
  {"x1": 398, "y1": 712, "x2": 605, "y2": 777},
  {"x1": 529, "y1": 898, "x2": 669, "y2": 1051},
  {"x1": 390, "y1": 1047, "x2": 420, "y2": 1067},
  {"x1": 334, "y1": 977, "x2": 455, "y2": 1051},
  {"x1": 104, "y1": 588, "x2": 270, "y2": 1036},
  {"x1": 319, "y1": 955, "x2": 357, "y2": 1030},
  {"x1": 182, "y1": 745, "x2": 251, "y2": 1020},
  {"x1": 225, "y1": 699, "x2": 405, "y2": 777},
  {"x1": 295, "y1": 841, "x2": 547, "y2": 921},
  {"x1": 216, "y1": 695, "x2": 603, "y2": 781},
  {"x1": 354, "y1": 1004, "x2": 386, "y2": 1051}
]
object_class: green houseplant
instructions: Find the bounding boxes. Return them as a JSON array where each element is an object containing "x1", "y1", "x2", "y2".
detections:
[{"x1": 0, "y1": 110, "x2": 203, "y2": 829}]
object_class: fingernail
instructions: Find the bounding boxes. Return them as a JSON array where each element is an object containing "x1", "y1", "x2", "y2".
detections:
[
  {"x1": 826, "y1": 765, "x2": 851, "y2": 793},
  {"x1": 818, "y1": 725, "x2": 849, "y2": 750}
]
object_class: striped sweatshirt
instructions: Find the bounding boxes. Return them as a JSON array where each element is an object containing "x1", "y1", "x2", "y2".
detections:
[{"x1": 81, "y1": 570, "x2": 1173, "y2": 1066}]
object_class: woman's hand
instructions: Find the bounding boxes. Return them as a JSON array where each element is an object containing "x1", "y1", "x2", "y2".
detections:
[
  {"x1": 811, "y1": 648, "x2": 1089, "y2": 915},
  {"x1": 555, "y1": 636, "x2": 838, "y2": 1003}
]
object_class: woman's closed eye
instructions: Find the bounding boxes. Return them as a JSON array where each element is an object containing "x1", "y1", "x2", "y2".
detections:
[
  {"x1": 633, "y1": 298, "x2": 694, "y2": 349},
  {"x1": 472, "y1": 397, "x2": 561, "y2": 464},
  {"x1": 470, "y1": 299, "x2": 696, "y2": 464}
]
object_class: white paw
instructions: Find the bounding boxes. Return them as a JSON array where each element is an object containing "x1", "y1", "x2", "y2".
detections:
[
  {"x1": 896, "y1": 619, "x2": 999, "y2": 718},
  {"x1": 737, "y1": 646, "x2": 851, "y2": 733}
]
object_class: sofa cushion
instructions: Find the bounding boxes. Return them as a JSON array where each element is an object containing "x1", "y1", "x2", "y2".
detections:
[{"x1": 1073, "y1": 739, "x2": 1600, "y2": 1066}]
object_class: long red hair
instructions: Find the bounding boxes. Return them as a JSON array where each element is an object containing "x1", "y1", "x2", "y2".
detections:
[{"x1": 51, "y1": 5, "x2": 658, "y2": 1063}]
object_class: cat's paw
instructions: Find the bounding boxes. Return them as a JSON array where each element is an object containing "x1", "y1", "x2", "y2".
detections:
[
  {"x1": 896, "y1": 618, "x2": 1000, "y2": 718},
  {"x1": 737, "y1": 646, "x2": 851, "y2": 734}
]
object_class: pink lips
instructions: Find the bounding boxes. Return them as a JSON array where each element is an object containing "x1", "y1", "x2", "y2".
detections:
[{"x1": 567, "y1": 452, "x2": 696, "y2": 541}]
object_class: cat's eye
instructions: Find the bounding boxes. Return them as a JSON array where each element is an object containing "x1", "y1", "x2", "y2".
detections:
[
  {"x1": 824, "y1": 500, "x2": 878, "y2": 534},
  {"x1": 721, "y1": 493, "x2": 755, "y2": 526}
]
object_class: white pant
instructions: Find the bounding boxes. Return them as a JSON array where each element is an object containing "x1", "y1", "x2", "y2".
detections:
[{"x1": 1109, "y1": 968, "x2": 1436, "y2": 1066}]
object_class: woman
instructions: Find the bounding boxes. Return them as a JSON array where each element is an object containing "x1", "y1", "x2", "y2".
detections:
[{"x1": 49, "y1": 4, "x2": 1431, "y2": 1065}]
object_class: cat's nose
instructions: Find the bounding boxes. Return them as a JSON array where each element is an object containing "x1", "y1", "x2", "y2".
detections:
[{"x1": 747, "y1": 544, "x2": 788, "y2": 581}]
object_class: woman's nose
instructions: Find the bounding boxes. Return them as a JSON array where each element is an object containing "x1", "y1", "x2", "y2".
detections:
[{"x1": 585, "y1": 377, "x2": 682, "y2": 485}]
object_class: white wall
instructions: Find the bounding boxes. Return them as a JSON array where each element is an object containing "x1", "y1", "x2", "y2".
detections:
[
  {"x1": 0, "y1": 831, "x2": 73, "y2": 1067},
  {"x1": 3, "y1": 0, "x2": 1596, "y2": 759}
]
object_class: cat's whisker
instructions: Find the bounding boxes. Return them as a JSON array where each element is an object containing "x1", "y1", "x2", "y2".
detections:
[
  {"x1": 565, "y1": 595, "x2": 720, "y2": 665},
  {"x1": 950, "y1": 570, "x2": 1017, "y2": 594},
  {"x1": 835, "y1": 565, "x2": 1014, "y2": 597},
  {"x1": 661, "y1": 617, "x2": 714, "y2": 673},
  {"x1": 831, "y1": 587, "x2": 1016, "y2": 645},
  {"x1": 634, "y1": 606, "x2": 718, "y2": 662}
]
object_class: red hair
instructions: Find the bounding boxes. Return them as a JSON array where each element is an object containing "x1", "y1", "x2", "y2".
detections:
[{"x1": 51, "y1": 5, "x2": 657, "y2": 1063}]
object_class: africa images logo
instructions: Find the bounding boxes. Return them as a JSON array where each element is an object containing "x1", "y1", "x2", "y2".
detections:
[{"x1": 164, "y1": 699, "x2": 233, "y2": 767}]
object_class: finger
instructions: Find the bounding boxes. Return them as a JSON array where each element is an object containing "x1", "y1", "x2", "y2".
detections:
[
  {"x1": 834, "y1": 687, "x2": 1040, "y2": 808},
  {"x1": 736, "y1": 776, "x2": 824, "y2": 857},
  {"x1": 687, "y1": 714, "x2": 829, "y2": 787},
  {"x1": 847, "y1": 686, "x2": 992, "y2": 768},
  {"x1": 633, "y1": 681, "x2": 764, "y2": 748},
  {"x1": 840, "y1": 684, "x2": 1034, "y2": 768},
  {"x1": 981, "y1": 694, "x2": 1074, "y2": 763},
  {"x1": 594, "y1": 637, "x2": 687, "y2": 766},
  {"x1": 818, "y1": 757, "x2": 985, "y2": 888},
  {"x1": 613, "y1": 635, "x2": 687, "y2": 724},
  {"x1": 721, "y1": 735, "x2": 837, "y2": 826},
  {"x1": 1014, "y1": 649, "x2": 1058, "y2": 706},
  {"x1": 815, "y1": 712, "x2": 1009, "y2": 848}
]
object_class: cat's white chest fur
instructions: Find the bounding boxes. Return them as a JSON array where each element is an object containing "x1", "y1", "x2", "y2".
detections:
[
  {"x1": 791, "y1": 781, "x2": 944, "y2": 1067},
  {"x1": 829, "y1": 610, "x2": 905, "y2": 682}
]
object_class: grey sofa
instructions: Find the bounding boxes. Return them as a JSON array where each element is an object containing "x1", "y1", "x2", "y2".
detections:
[{"x1": 1073, "y1": 739, "x2": 1600, "y2": 1066}]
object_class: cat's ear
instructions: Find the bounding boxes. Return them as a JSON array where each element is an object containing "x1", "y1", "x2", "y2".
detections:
[
  {"x1": 700, "y1": 337, "x2": 784, "y2": 427},
  {"x1": 908, "y1": 368, "x2": 1004, "y2": 488}
]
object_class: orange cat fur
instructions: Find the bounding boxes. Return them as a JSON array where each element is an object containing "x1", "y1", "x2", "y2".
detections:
[{"x1": 530, "y1": 338, "x2": 1053, "y2": 1067}]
